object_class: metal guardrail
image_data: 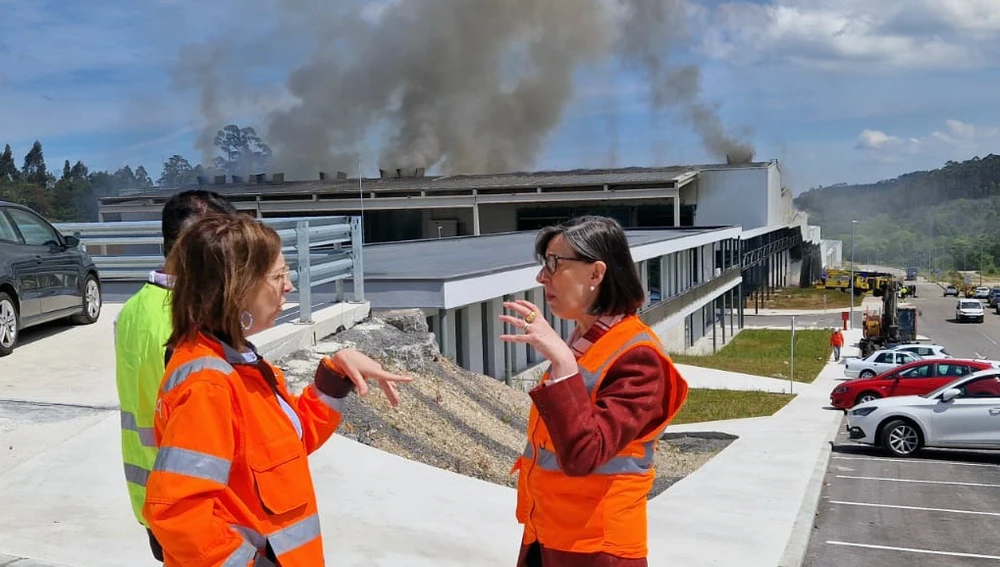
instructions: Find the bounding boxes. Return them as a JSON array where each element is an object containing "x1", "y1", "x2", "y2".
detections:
[{"x1": 53, "y1": 215, "x2": 364, "y2": 324}]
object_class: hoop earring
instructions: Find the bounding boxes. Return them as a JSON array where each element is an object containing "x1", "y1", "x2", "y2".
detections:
[{"x1": 240, "y1": 310, "x2": 254, "y2": 331}]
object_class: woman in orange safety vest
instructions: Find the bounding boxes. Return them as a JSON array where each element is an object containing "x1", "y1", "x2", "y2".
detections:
[
  {"x1": 501, "y1": 216, "x2": 689, "y2": 567},
  {"x1": 143, "y1": 213, "x2": 412, "y2": 567}
]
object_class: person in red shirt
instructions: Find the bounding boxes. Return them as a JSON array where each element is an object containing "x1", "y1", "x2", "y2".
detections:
[
  {"x1": 830, "y1": 328, "x2": 844, "y2": 361},
  {"x1": 500, "y1": 216, "x2": 688, "y2": 567}
]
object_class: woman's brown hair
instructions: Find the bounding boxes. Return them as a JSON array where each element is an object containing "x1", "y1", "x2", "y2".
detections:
[{"x1": 165, "y1": 213, "x2": 282, "y2": 350}]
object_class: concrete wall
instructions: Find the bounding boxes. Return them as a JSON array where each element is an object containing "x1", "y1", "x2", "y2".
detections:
[
  {"x1": 822, "y1": 240, "x2": 843, "y2": 268},
  {"x1": 694, "y1": 167, "x2": 769, "y2": 230}
]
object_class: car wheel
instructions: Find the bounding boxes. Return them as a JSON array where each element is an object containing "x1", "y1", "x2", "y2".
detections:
[
  {"x1": 856, "y1": 392, "x2": 881, "y2": 405},
  {"x1": 880, "y1": 419, "x2": 923, "y2": 457},
  {"x1": 0, "y1": 292, "x2": 18, "y2": 357},
  {"x1": 859, "y1": 370, "x2": 876, "y2": 378},
  {"x1": 70, "y1": 275, "x2": 101, "y2": 325}
]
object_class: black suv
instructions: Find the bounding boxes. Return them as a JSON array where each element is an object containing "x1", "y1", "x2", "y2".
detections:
[{"x1": 0, "y1": 201, "x2": 102, "y2": 356}]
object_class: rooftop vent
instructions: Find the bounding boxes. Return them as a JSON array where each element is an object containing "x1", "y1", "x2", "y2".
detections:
[
  {"x1": 214, "y1": 175, "x2": 227, "y2": 185},
  {"x1": 725, "y1": 150, "x2": 754, "y2": 165},
  {"x1": 272, "y1": 172, "x2": 285, "y2": 183},
  {"x1": 231, "y1": 175, "x2": 243, "y2": 184},
  {"x1": 252, "y1": 173, "x2": 266, "y2": 184},
  {"x1": 379, "y1": 167, "x2": 427, "y2": 179},
  {"x1": 336, "y1": 171, "x2": 348, "y2": 180},
  {"x1": 197, "y1": 175, "x2": 209, "y2": 186}
]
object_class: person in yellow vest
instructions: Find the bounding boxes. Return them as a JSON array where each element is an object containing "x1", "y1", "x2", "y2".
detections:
[
  {"x1": 500, "y1": 216, "x2": 689, "y2": 567},
  {"x1": 114, "y1": 189, "x2": 240, "y2": 560}
]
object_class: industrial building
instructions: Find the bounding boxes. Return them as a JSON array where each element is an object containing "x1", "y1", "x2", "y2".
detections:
[{"x1": 95, "y1": 159, "x2": 840, "y2": 378}]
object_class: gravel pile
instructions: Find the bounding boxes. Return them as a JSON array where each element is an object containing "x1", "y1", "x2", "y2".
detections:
[{"x1": 277, "y1": 309, "x2": 731, "y2": 490}]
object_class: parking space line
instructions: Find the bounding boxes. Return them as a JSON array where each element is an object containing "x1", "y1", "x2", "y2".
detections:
[
  {"x1": 982, "y1": 332, "x2": 1000, "y2": 347},
  {"x1": 832, "y1": 456, "x2": 1000, "y2": 468},
  {"x1": 836, "y1": 475, "x2": 1000, "y2": 488},
  {"x1": 830, "y1": 500, "x2": 1000, "y2": 517},
  {"x1": 826, "y1": 541, "x2": 1000, "y2": 560}
]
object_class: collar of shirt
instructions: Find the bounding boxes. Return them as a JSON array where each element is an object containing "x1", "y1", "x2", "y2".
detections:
[
  {"x1": 567, "y1": 314, "x2": 626, "y2": 359},
  {"x1": 148, "y1": 270, "x2": 174, "y2": 289}
]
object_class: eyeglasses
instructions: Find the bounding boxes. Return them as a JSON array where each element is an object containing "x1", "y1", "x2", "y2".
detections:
[
  {"x1": 268, "y1": 267, "x2": 292, "y2": 284},
  {"x1": 539, "y1": 253, "x2": 589, "y2": 274}
]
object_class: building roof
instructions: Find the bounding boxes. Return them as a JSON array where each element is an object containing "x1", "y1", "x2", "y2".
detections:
[
  {"x1": 100, "y1": 162, "x2": 775, "y2": 204},
  {"x1": 362, "y1": 227, "x2": 729, "y2": 282}
]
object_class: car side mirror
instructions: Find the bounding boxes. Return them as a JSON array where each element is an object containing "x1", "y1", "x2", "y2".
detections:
[
  {"x1": 63, "y1": 235, "x2": 80, "y2": 249},
  {"x1": 941, "y1": 388, "x2": 961, "y2": 402}
]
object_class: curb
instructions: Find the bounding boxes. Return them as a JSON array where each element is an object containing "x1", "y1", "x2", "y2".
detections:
[
  {"x1": 776, "y1": 412, "x2": 840, "y2": 566},
  {"x1": 0, "y1": 555, "x2": 72, "y2": 567}
]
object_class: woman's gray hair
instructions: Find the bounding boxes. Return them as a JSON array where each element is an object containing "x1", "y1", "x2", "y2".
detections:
[{"x1": 534, "y1": 216, "x2": 646, "y2": 316}]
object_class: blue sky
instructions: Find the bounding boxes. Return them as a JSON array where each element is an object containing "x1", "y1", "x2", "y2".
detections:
[{"x1": 3, "y1": 0, "x2": 1000, "y2": 191}]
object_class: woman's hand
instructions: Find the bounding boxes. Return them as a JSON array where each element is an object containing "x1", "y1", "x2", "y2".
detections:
[
  {"x1": 499, "y1": 300, "x2": 577, "y2": 377},
  {"x1": 325, "y1": 348, "x2": 414, "y2": 407}
]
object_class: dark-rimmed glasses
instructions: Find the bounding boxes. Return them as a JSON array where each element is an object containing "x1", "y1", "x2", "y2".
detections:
[{"x1": 539, "y1": 253, "x2": 590, "y2": 274}]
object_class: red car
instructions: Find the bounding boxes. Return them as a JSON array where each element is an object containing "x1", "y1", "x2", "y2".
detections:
[{"x1": 829, "y1": 358, "x2": 996, "y2": 409}]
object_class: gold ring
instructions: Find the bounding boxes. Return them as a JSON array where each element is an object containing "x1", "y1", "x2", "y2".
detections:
[{"x1": 525, "y1": 311, "x2": 537, "y2": 324}]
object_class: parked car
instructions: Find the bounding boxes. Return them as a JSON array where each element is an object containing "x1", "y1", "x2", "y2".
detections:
[
  {"x1": 943, "y1": 284, "x2": 958, "y2": 297},
  {"x1": 844, "y1": 349, "x2": 921, "y2": 379},
  {"x1": 830, "y1": 358, "x2": 994, "y2": 409},
  {"x1": 988, "y1": 287, "x2": 1000, "y2": 308},
  {"x1": 846, "y1": 369, "x2": 1000, "y2": 457},
  {"x1": 0, "y1": 201, "x2": 102, "y2": 356},
  {"x1": 890, "y1": 344, "x2": 951, "y2": 359},
  {"x1": 956, "y1": 299, "x2": 985, "y2": 323}
]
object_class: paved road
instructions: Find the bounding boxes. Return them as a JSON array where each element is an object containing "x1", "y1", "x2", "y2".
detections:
[{"x1": 803, "y1": 280, "x2": 1000, "y2": 567}]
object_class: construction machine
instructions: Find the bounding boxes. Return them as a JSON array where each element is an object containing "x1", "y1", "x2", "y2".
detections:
[{"x1": 858, "y1": 279, "x2": 919, "y2": 358}]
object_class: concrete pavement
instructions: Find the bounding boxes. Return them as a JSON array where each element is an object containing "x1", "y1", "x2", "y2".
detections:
[{"x1": 0, "y1": 305, "x2": 852, "y2": 566}]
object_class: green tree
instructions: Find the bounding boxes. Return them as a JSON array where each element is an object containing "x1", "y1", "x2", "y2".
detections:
[
  {"x1": 21, "y1": 141, "x2": 49, "y2": 186},
  {"x1": 212, "y1": 124, "x2": 271, "y2": 175},
  {"x1": 158, "y1": 154, "x2": 200, "y2": 186}
]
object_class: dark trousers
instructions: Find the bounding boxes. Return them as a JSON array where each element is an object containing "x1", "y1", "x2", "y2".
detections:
[
  {"x1": 147, "y1": 529, "x2": 164, "y2": 562},
  {"x1": 525, "y1": 543, "x2": 542, "y2": 567}
]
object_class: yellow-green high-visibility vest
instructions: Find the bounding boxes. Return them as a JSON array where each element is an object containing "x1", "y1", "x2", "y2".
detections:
[{"x1": 114, "y1": 276, "x2": 172, "y2": 526}]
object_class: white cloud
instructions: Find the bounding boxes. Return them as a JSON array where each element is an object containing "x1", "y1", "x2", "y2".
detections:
[
  {"x1": 854, "y1": 119, "x2": 1000, "y2": 164},
  {"x1": 695, "y1": 0, "x2": 1000, "y2": 71}
]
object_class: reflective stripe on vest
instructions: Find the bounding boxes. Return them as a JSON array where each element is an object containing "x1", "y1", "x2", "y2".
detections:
[
  {"x1": 120, "y1": 410, "x2": 156, "y2": 448},
  {"x1": 222, "y1": 540, "x2": 258, "y2": 567},
  {"x1": 231, "y1": 513, "x2": 322, "y2": 557},
  {"x1": 162, "y1": 357, "x2": 235, "y2": 394},
  {"x1": 522, "y1": 442, "x2": 655, "y2": 475},
  {"x1": 153, "y1": 446, "x2": 231, "y2": 484},
  {"x1": 123, "y1": 462, "x2": 150, "y2": 487},
  {"x1": 521, "y1": 330, "x2": 665, "y2": 475}
]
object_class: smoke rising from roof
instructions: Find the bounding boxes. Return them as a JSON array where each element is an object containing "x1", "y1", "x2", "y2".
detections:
[{"x1": 173, "y1": 0, "x2": 754, "y2": 177}]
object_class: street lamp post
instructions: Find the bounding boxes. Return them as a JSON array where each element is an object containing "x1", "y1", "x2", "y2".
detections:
[{"x1": 850, "y1": 220, "x2": 857, "y2": 330}]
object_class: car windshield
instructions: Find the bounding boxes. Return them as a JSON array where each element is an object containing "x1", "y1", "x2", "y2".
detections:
[{"x1": 960, "y1": 301, "x2": 982, "y2": 309}]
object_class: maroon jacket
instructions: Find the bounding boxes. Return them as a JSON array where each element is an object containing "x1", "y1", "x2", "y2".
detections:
[{"x1": 515, "y1": 344, "x2": 669, "y2": 567}]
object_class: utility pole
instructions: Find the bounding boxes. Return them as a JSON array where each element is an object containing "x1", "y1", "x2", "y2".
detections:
[{"x1": 850, "y1": 220, "x2": 857, "y2": 330}]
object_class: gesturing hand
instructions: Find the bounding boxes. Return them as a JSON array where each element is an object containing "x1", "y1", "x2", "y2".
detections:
[
  {"x1": 326, "y1": 348, "x2": 414, "y2": 407},
  {"x1": 499, "y1": 300, "x2": 577, "y2": 377}
]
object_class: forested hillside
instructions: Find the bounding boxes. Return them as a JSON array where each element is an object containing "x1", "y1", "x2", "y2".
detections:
[{"x1": 794, "y1": 154, "x2": 1000, "y2": 273}]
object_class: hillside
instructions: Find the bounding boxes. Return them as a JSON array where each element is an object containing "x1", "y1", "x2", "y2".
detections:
[{"x1": 794, "y1": 154, "x2": 1000, "y2": 272}]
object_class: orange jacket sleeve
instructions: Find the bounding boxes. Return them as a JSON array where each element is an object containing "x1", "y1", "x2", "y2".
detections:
[
  {"x1": 290, "y1": 383, "x2": 344, "y2": 455},
  {"x1": 144, "y1": 380, "x2": 256, "y2": 567}
]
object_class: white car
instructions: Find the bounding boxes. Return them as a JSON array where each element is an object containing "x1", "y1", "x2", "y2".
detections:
[
  {"x1": 956, "y1": 299, "x2": 985, "y2": 323},
  {"x1": 891, "y1": 344, "x2": 952, "y2": 359},
  {"x1": 844, "y1": 350, "x2": 920, "y2": 379},
  {"x1": 846, "y1": 369, "x2": 1000, "y2": 457}
]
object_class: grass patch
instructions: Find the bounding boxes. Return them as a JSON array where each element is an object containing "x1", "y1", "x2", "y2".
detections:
[
  {"x1": 671, "y1": 388, "x2": 795, "y2": 425},
  {"x1": 759, "y1": 287, "x2": 856, "y2": 310},
  {"x1": 670, "y1": 329, "x2": 832, "y2": 383}
]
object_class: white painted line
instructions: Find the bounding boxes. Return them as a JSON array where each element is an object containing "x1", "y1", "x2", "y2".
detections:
[
  {"x1": 830, "y1": 500, "x2": 1000, "y2": 517},
  {"x1": 826, "y1": 541, "x2": 1000, "y2": 560},
  {"x1": 981, "y1": 332, "x2": 999, "y2": 347},
  {"x1": 832, "y1": 456, "x2": 1000, "y2": 468},
  {"x1": 836, "y1": 475, "x2": 1000, "y2": 488}
]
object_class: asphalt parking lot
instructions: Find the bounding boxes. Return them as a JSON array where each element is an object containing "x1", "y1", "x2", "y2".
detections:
[
  {"x1": 804, "y1": 281, "x2": 1000, "y2": 566},
  {"x1": 803, "y1": 427, "x2": 1000, "y2": 566}
]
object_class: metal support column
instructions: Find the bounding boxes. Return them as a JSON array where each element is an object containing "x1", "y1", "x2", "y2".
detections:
[
  {"x1": 296, "y1": 221, "x2": 312, "y2": 324},
  {"x1": 350, "y1": 216, "x2": 365, "y2": 302}
]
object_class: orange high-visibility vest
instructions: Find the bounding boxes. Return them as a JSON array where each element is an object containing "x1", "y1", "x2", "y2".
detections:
[
  {"x1": 143, "y1": 333, "x2": 343, "y2": 567},
  {"x1": 512, "y1": 315, "x2": 688, "y2": 558}
]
